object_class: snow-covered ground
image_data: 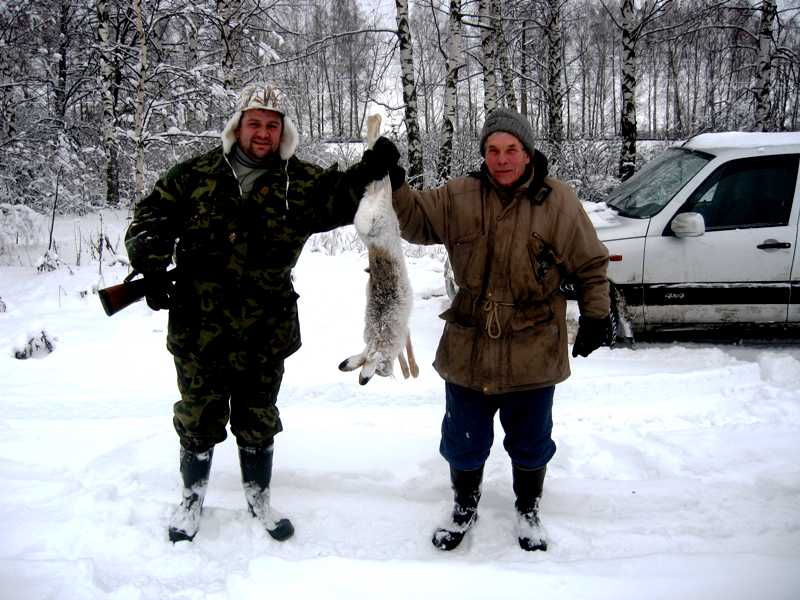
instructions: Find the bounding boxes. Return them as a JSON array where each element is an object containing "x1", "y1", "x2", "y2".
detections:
[{"x1": 1, "y1": 210, "x2": 799, "y2": 599}]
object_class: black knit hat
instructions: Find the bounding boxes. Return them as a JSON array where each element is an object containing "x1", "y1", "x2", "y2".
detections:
[{"x1": 480, "y1": 108, "x2": 536, "y2": 158}]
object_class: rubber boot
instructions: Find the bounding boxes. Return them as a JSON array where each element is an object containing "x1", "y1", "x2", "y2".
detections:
[
  {"x1": 513, "y1": 464, "x2": 547, "y2": 551},
  {"x1": 432, "y1": 465, "x2": 484, "y2": 551},
  {"x1": 238, "y1": 444, "x2": 294, "y2": 541},
  {"x1": 168, "y1": 446, "x2": 214, "y2": 543}
]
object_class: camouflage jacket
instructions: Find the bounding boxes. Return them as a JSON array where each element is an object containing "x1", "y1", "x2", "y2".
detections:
[{"x1": 126, "y1": 146, "x2": 368, "y2": 360}]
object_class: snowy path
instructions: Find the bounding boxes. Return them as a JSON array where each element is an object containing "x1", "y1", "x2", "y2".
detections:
[{"x1": 1, "y1": 224, "x2": 799, "y2": 598}]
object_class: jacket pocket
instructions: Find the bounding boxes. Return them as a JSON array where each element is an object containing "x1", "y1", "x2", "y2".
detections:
[
  {"x1": 510, "y1": 233, "x2": 563, "y2": 303},
  {"x1": 449, "y1": 232, "x2": 485, "y2": 292},
  {"x1": 434, "y1": 316, "x2": 478, "y2": 385},
  {"x1": 167, "y1": 309, "x2": 226, "y2": 358},
  {"x1": 507, "y1": 301, "x2": 564, "y2": 387},
  {"x1": 267, "y1": 301, "x2": 301, "y2": 359}
]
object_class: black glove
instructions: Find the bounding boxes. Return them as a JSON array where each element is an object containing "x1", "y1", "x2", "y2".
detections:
[
  {"x1": 389, "y1": 165, "x2": 406, "y2": 190},
  {"x1": 572, "y1": 315, "x2": 612, "y2": 358},
  {"x1": 362, "y1": 136, "x2": 401, "y2": 183},
  {"x1": 144, "y1": 270, "x2": 175, "y2": 311}
]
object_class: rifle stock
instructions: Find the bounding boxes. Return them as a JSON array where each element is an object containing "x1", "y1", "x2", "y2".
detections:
[{"x1": 98, "y1": 272, "x2": 147, "y2": 316}]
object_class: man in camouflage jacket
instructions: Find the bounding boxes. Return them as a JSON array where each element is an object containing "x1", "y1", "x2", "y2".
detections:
[{"x1": 125, "y1": 83, "x2": 396, "y2": 544}]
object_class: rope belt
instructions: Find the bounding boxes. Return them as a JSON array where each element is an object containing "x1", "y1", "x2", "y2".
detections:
[{"x1": 481, "y1": 299, "x2": 514, "y2": 339}]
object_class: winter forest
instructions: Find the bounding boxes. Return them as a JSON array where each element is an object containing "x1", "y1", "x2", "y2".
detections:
[
  {"x1": 2, "y1": 3, "x2": 800, "y2": 597},
  {"x1": 1, "y1": 0, "x2": 799, "y2": 228}
]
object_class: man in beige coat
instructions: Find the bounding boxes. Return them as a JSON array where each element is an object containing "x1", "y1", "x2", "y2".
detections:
[{"x1": 369, "y1": 108, "x2": 611, "y2": 551}]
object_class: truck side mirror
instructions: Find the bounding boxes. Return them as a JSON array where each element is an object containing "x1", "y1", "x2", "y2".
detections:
[{"x1": 670, "y1": 212, "x2": 706, "y2": 238}]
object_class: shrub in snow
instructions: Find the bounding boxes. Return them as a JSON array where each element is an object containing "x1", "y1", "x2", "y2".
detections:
[
  {"x1": 0, "y1": 203, "x2": 45, "y2": 261},
  {"x1": 35, "y1": 249, "x2": 63, "y2": 272},
  {"x1": 14, "y1": 330, "x2": 56, "y2": 359}
]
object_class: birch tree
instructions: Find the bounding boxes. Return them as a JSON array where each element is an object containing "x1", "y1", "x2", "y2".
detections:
[
  {"x1": 96, "y1": 0, "x2": 120, "y2": 205},
  {"x1": 437, "y1": 0, "x2": 464, "y2": 181},
  {"x1": 494, "y1": 0, "x2": 517, "y2": 110},
  {"x1": 519, "y1": 20, "x2": 531, "y2": 116},
  {"x1": 216, "y1": 0, "x2": 241, "y2": 90},
  {"x1": 618, "y1": 0, "x2": 637, "y2": 181},
  {"x1": 479, "y1": 0, "x2": 499, "y2": 113},
  {"x1": 395, "y1": 0, "x2": 424, "y2": 186},
  {"x1": 133, "y1": 0, "x2": 147, "y2": 204},
  {"x1": 545, "y1": 0, "x2": 565, "y2": 152},
  {"x1": 753, "y1": 0, "x2": 778, "y2": 131}
]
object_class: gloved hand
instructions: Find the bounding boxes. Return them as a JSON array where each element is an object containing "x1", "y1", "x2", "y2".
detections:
[
  {"x1": 144, "y1": 270, "x2": 175, "y2": 311},
  {"x1": 362, "y1": 136, "x2": 401, "y2": 183},
  {"x1": 389, "y1": 165, "x2": 406, "y2": 190},
  {"x1": 571, "y1": 315, "x2": 612, "y2": 358}
]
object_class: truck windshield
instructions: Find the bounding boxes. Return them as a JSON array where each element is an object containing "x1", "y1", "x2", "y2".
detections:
[{"x1": 605, "y1": 148, "x2": 712, "y2": 218}]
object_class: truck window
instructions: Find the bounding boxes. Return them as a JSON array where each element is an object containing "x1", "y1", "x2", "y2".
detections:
[{"x1": 679, "y1": 155, "x2": 799, "y2": 230}]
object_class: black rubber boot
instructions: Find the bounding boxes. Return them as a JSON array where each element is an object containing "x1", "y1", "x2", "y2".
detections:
[
  {"x1": 432, "y1": 465, "x2": 484, "y2": 551},
  {"x1": 513, "y1": 464, "x2": 547, "y2": 551},
  {"x1": 238, "y1": 444, "x2": 294, "y2": 541},
  {"x1": 168, "y1": 446, "x2": 214, "y2": 543}
]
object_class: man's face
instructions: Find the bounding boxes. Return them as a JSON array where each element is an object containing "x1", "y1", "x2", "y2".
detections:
[
  {"x1": 235, "y1": 109, "x2": 283, "y2": 160},
  {"x1": 484, "y1": 132, "x2": 531, "y2": 188}
]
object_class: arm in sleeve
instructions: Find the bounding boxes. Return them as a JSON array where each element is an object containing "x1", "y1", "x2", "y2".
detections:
[
  {"x1": 302, "y1": 157, "x2": 383, "y2": 233},
  {"x1": 124, "y1": 166, "x2": 184, "y2": 273},
  {"x1": 551, "y1": 186, "x2": 610, "y2": 319},
  {"x1": 391, "y1": 181, "x2": 453, "y2": 246}
]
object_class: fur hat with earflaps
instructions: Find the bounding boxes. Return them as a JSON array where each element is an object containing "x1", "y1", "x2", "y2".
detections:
[
  {"x1": 479, "y1": 108, "x2": 536, "y2": 158},
  {"x1": 221, "y1": 83, "x2": 299, "y2": 160}
]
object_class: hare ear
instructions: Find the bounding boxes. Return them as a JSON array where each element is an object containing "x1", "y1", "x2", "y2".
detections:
[{"x1": 366, "y1": 114, "x2": 382, "y2": 149}]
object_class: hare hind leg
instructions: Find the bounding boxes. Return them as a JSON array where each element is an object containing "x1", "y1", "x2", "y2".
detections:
[
  {"x1": 340, "y1": 352, "x2": 381, "y2": 384},
  {"x1": 397, "y1": 352, "x2": 411, "y2": 379},
  {"x1": 405, "y1": 335, "x2": 419, "y2": 378},
  {"x1": 339, "y1": 351, "x2": 367, "y2": 372}
]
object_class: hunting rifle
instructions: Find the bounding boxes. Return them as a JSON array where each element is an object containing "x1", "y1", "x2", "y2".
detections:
[{"x1": 98, "y1": 269, "x2": 176, "y2": 316}]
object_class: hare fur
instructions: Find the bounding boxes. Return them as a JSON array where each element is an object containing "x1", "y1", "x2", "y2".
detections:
[{"x1": 339, "y1": 115, "x2": 418, "y2": 385}]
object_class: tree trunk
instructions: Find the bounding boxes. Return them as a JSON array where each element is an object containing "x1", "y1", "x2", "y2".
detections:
[
  {"x1": 494, "y1": 0, "x2": 517, "y2": 110},
  {"x1": 96, "y1": 0, "x2": 119, "y2": 206},
  {"x1": 217, "y1": 0, "x2": 239, "y2": 90},
  {"x1": 395, "y1": 0, "x2": 424, "y2": 186},
  {"x1": 418, "y1": 37, "x2": 430, "y2": 134},
  {"x1": 479, "y1": 0, "x2": 498, "y2": 113},
  {"x1": 611, "y1": 35, "x2": 618, "y2": 136},
  {"x1": 546, "y1": 0, "x2": 564, "y2": 151},
  {"x1": 55, "y1": 1, "x2": 70, "y2": 124},
  {"x1": 580, "y1": 38, "x2": 587, "y2": 136},
  {"x1": 705, "y1": 49, "x2": 716, "y2": 130},
  {"x1": 520, "y1": 20, "x2": 530, "y2": 116},
  {"x1": 753, "y1": 0, "x2": 777, "y2": 131},
  {"x1": 437, "y1": 0, "x2": 463, "y2": 182},
  {"x1": 651, "y1": 51, "x2": 658, "y2": 136},
  {"x1": 618, "y1": 0, "x2": 637, "y2": 181},
  {"x1": 691, "y1": 39, "x2": 700, "y2": 129},
  {"x1": 669, "y1": 44, "x2": 683, "y2": 135},
  {"x1": 133, "y1": 0, "x2": 147, "y2": 205}
]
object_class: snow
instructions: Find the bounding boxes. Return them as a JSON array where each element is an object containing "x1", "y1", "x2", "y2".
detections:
[
  {"x1": 581, "y1": 200, "x2": 621, "y2": 229},
  {"x1": 1, "y1": 210, "x2": 799, "y2": 599},
  {"x1": 683, "y1": 131, "x2": 800, "y2": 150}
]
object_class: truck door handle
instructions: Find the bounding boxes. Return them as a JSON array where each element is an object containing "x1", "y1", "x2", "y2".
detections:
[{"x1": 757, "y1": 239, "x2": 791, "y2": 250}]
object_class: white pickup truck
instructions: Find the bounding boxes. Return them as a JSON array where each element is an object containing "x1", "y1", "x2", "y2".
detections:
[{"x1": 589, "y1": 132, "x2": 800, "y2": 341}]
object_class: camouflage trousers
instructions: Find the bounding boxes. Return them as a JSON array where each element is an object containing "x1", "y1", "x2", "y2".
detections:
[{"x1": 172, "y1": 352, "x2": 284, "y2": 452}]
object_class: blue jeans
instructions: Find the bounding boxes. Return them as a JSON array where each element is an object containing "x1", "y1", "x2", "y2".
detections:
[{"x1": 440, "y1": 382, "x2": 557, "y2": 471}]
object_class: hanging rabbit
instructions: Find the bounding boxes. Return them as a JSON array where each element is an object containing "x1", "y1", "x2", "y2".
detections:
[{"x1": 339, "y1": 114, "x2": 418, "y2": 385}]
